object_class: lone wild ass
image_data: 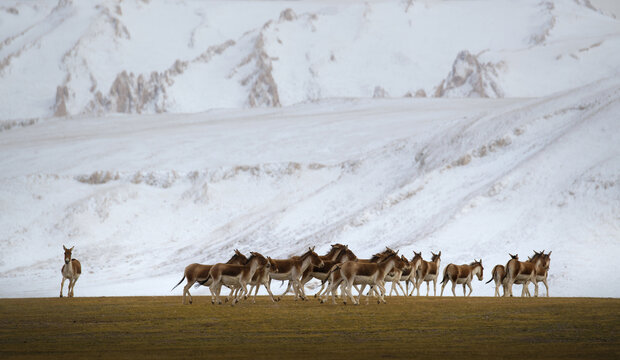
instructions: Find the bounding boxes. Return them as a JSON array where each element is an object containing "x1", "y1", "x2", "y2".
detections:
[{"x1": 60, "y1": 245, "x2": 81, "y2": 298}]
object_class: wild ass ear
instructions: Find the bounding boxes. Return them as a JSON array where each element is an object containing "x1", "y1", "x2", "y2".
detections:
[
  {"x1": 63, "y1": 245, "x2": 67, "y2": 251},
  {"x1": 547, "y1": 251, "x2": 552, "y2": 256},
  {"x1": 70, "y1": 246, "x2": 74, "y2": 251},
  {"x1": 438, "y1": 251, "x2": 441, "y2": 256},
  {"x1": 309, "y1": 246, "x2": 315, "y2": 252}
]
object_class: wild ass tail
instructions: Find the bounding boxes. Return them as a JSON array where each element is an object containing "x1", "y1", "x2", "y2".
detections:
[
  {"x1": 197, "y1": 274, "x2": 212, "y2": 286},
  {"x1": 485, "y1": 278, "x2": 494, "y2": 284},
  {"x1": 440, "y1": 266, "x2": 449, "y2": 285},
  {"x1": 171, "y1": 275, "x2": 185, "y2": 291}
]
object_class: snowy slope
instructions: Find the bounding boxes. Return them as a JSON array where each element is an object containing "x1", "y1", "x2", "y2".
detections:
[
  {"x1": 0, "y1": 75, "x2": 618, "y2": 298},
  {"x1": 1, "y1": 0, "x2": 620, "y2": 121}
]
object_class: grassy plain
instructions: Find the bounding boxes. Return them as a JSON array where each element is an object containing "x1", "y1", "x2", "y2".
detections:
[{"x1": 0, "y1": 296, "x2": 618, "y2": 359}]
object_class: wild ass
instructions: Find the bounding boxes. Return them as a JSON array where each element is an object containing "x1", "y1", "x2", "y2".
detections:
[
  {"x1": 60, "y1": 245, "x2": 81, "y2": 298},
  {"x1": 532, "y1": 250, "x2": 551, "y2": 297},
  {"x1": 270, "y1": 247, "x2": 325, "y2": 300},
  {"x1": 405, "y1": 251, "x2": 425, "y2": 295},
  {"x1": 385, "y1": 255, "x2": 411, "y2": 296},
  {"x1": 239, "y1": 257, "x2": 280, "y2": 303},
  {"x1": 338, "y1": 251, "x2": 406, "y2": 305},
  {"x1": 508, "y1": 251, "x2": 552, "y2": 297},
  {"x1": 413, "y1": 251, "x2": 442, "y2": 296},
  {"x1": 485, "y1": 254, "x2": 518, "y2": 297},
  {"x1": 202, "y1": 252, "x2": 270, "y2": 305},
  {"x1": 171, "y1": 249, "x2": 248, "y2": 305},
  {"x1": 503, "y1": 252, "x2": 544, "y2": 297},
  {"x1": 440, "y1": 259, "x2": 484, "y2": 296}
]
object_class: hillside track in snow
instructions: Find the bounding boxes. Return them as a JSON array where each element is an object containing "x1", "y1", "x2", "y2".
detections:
[{"x1": 0, "y1": 297, "x2": 617, "y2": 359}]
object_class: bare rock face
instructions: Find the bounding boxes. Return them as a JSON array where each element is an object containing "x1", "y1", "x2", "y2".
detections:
[
  {"x1": 53, "y1": 85, "x2": 69, "y2": 117},
  {"x1": 241, "y1": 33, "x2": 281, "y2": 108},
  {"x1": 434, "y1": 50, "x2": 504, "y2": 98},
  {"x1": 373, "y1": 86, "x2": 388, "y2": 98}
]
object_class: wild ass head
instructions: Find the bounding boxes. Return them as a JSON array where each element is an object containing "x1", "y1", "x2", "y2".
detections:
[
  {"x1": 247, "y1": 252, "x2": 269, "y2": 269},
  {"x1": 471, "y1": 259, "x2": 484, "y2": 281},
  {"x1": 336, "y1": 247, "x2": 358, "y2": 262},
  {"x1": 62, "y1": 245, "x2": 74, "y2": 265},
  {"x1": 227, "y1": 249, "x2": 249, "y2": 265},
  {"x1": 509, "y1": 253, "x2": 519, "y2": 260},
  {"x1": 302, "y1": 247, "x2": 324, "y2": 269},
  {"x1": 431, "y1": 251, "x2": 441, "y2": 263}
]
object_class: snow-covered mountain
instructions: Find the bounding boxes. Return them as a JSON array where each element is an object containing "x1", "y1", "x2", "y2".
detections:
[
  {"x1": 1, "y1": 0, "x2": 620, "y2": 121},
  {"x1": 0, "y1": 0, "x2": 619, "y2": 298}
]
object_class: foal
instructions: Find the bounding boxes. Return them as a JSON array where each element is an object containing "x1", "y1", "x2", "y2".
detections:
[{"x1": 60, "y1": 245, "x2": 81, "y2": 298}]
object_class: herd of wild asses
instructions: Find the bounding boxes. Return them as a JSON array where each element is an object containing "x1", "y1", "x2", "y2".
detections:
[
  {"x1": 59, "y1": 244, "x2": 551, "y2": 304},
  {"x1": 167, "y1": 244, "x2": 552, "y2": 305}
]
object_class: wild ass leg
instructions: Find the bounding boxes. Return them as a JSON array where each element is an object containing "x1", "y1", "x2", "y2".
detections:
[
  {"x1": 451, "y1": 281, "x2": 457, "y2": 296},
  {"x1": 357, "y1": 284, "x2": 367, "y2": 303},
  {"x1": 467, "y1": 281, "x2": 473, "y2": 296},
  {"x1": 462, "y1": 284, "x2": 467, "y2": 297},
  {"x1": 67, "y1": 279, "x2": 74, "y2": 297},
  {"x1": 396, "y1": 281, "x2": 406, "y2": 296},
  {"x1": 542, "y1": 278, "x2": 549, "y2": 297},
  {"x1": 70, "y1": 277, "x2": 78, "y2": 297},
  {"x1": 440, "y1": 280, "x2": 446, "y2": 296},
  {"x1": 521, "y1": 282, "x2": 529, "y2": 297},
  {"x1": 426, "y1": 281, "x2": 430, "y2": 296},
  {"x1": 433, "y1": 279, "x2": 438, "y2": 296},
  {"x1": 183, "y1": 280, "x2": 196, "y2": 305},
  {"x1": 346, "y1": 280, "x2": 358, "y2": 305}
]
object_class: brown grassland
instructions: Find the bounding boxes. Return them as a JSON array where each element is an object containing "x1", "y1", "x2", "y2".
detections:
[{"x1": 0, "y1": 296, "x2": 618, "y2": 359}]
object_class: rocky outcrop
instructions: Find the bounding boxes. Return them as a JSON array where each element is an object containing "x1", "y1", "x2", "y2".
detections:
[{"x1": 434, "y1": 50, "x2": 504, "y2": 98}]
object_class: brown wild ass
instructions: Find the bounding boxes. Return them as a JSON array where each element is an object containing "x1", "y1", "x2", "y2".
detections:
[
  {"x1": 413, "y1": 251, "x2": 442, "y2": 296},
  {"x1": 338, "y1": 251, "x2": 405, "y2": 305},
  {"x1": 503, "y1": 252, "x2": 544, "y2": 297},
  {"x1": 385, "y1": 255, "x2": 411, "y2": 296},
  {"x1": 508, "y1": 251, "x2": 552, "y2": 297},
  {"x1": 171, "y1": 249, "x2": 248, "y2": 304},
  {"x1": 240, "y1": 257, "x2": 280, "y2": 303},
  {"x1": 60, "y1": 245, "x2": 81, "y2": 298},
  {"x1": 486, "y1": 254, "x2": 518, "y2": 297},
  {"x1": 405, "y1": 251, "x2": 425, "y2": 295},
  {"x1": 532, "y1": 250, "x2": 551, "y2": 297},
  {"x1": 270, "y1": 247, "x2": 325, "y2": 300},
  {"x1": 202, "y1": 252, "x2": 270, "y2": 305},
  {"x1": 440, "y1": 259, "x2": 484, "y2": 296}
]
